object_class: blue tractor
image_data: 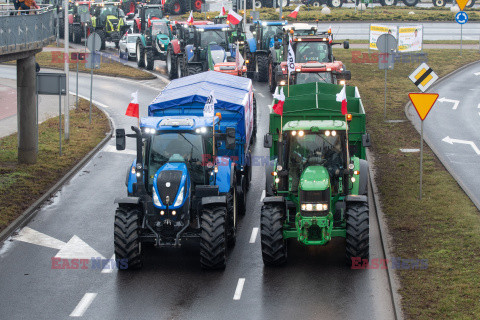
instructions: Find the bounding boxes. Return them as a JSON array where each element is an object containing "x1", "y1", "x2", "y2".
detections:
[
  {"x1": 246, "y1": 20, "x2": 287, "y2": 81},
  {"x1": 114, "y1": 71, "x2": 256, "y2": 270}
]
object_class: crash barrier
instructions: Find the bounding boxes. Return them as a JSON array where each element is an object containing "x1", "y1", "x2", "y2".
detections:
[{"x1": 0, "y1": 4, "x2": 56, "y2": 56}]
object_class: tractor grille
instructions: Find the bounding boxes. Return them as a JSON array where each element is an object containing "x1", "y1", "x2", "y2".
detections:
[
  {"x1": 299, "y1": 188, "x2": 330, "y2": 203},
  {"x1": 156, "y1": 170, "x2": 183, "y2": 205}
]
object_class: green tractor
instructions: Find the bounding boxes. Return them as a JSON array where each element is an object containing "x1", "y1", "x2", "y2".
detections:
[
  {"x1": 90, "y1": 2, "x2": 128, "y2": 50},
  {"x1": 135, "y1": 4, "x2": 174, "y2": 71},
  {"x1": 213, "y1": 15, "x2": 247, "y2": 57},
  {"x1": 261, "y1": 82, "x2": 371, "y2": 266}
]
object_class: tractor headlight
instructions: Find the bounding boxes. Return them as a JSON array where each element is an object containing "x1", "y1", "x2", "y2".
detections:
[
  {"x1": 279, "y1": 80, "x2": 286, "y2": 86},
  {"x1": 301, "y1": 203, "x2": 328, "y2": 211},
  {"x1": 174, "y1": 186, "x2": 184, "y2": 206},
  {"x1": 152, "y1": 187, "x2": 161, "y2": 206}
]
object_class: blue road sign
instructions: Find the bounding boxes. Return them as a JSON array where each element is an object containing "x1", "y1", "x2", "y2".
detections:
[{"x1": 455, "y1": 11, "x2": 468, "y2": 25}]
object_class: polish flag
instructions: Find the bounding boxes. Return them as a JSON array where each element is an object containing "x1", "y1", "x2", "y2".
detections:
[
  {"x1": 336, "y1": 84, "x2": 347, "y2": 115},
  {"x1": 220, "y1": 3, "x2": 226, "y2": 16},
  {"x1": 227, "y1": 10, "x2": 243, "y2": 25},
  {"x1": 125, "y1": 91, "x2": 139, "y2": 118},
  {"x1": 288, "y1": 5, "x2": 301, "y2": 19},
  {"x1": 272, "y1": 87, "x2": 285, "y2": 116},
  {"x1": 187, "y1": 10, "x2": 194, "y2": 24}
]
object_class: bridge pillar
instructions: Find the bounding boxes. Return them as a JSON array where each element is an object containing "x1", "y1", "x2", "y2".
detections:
[{"x1": 17, "y1": 54, "x2": 38, "y2": 164}]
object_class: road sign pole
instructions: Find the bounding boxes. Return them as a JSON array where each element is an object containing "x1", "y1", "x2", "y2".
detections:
[
  {"x1": 419, "y1": 120, "x2": 424, "y2": 200},
  {"x1": 89, "y1": 58, "x2": 93, "y2": 124},
  {"x1": 460, "y1": 24, "x2": 463, "y2": 56},
  {"x1": 76, "y1": 56, "x2": 79, "y2": 108},
  {"x1": 384, "y1": 68, "x2": 387, "y2": 120},
  {"x1": 58, "y1": 76, "x2": 62, "y2": 156}
]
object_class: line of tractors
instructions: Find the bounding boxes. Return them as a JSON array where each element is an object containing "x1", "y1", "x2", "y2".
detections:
[{"x1": 113, "y1": 14, "x2": 372, "y2": 270}]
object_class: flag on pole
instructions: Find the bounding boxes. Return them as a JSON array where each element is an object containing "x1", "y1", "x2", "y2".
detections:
[
  {"x1": 235, "y1": 44, "x2": 245, "y2": 72},
  {"x1": 336, "y1": 84, "x2": 348, "y2": 115},
  {"x1": 227, "y1": 10, "x2": 243, "y2": 25},
  {"x1": 287, "y1": 40, "x2": 295, "y2": 74},
  {"x1": 204, "y1": 90, "x2": 216, "y2": 119},
  {"x1": 272, "y1": 87, "x2": 285, "y2": 116},
  {"x1": 125, "y1": 91, "x2": 139, "y2": 118},
  {"x1": 288, "y1": 5, "x2": 301, "y2": 19},
  {"x1": 220, "y1": 3, "x2": 226, "y2": 16},
  {"x1": 187, "y1": 10, "x2": 194, "y2": 24}
]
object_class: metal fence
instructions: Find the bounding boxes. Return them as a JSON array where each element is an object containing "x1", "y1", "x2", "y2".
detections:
[{"x1": 0, "y1": 4, "x2": 56, "y2": 55}]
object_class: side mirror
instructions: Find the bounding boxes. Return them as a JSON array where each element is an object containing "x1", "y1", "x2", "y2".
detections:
[
  {"x1": 249, "y1": 25, "x2": 255, "y2": 33},
  {"x1": 337, "y1": 70, "x2": 351, "y2": 81},
  {"x1": 343, "y1": 41, "x2": 349, "y2": 49},
  {"x1": 264, "y1": 133, "x2": 273, "y2": 148},
  {"x1": 362, "y1": 133, "x2": 371, "y2": 148},
  {"x1": 116, "y1": 128, "x2": 126, "y2": 150},
  {"x1": 226, "y1": 127, "x2": 236, "y2": 150}
]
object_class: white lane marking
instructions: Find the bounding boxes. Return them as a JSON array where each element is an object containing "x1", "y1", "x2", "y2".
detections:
[
  {"x1": 101, "y1": 254, "x2": 116, "y2": 274},
  {"x1": 478, "y1": 103, "x2": 480, "y2": 116},
  {"x1": 13, "y1": 227, "x2": 66, "y2": 249},
  {"x1": 256, "y1": 92, "x2": 265, "y2": 98},
  {"x1": 260, "y1": 190, "x2": 266, "y2": 202},
  {"x1": 70, "y1": 293, "x2": 97, "y2": 317},
  {"x1": 233, "y1": 278, "x2": 245, "y2": 300},
  {"x1": 399, "y1": 148, "x2": 420, "y2": 153},
  {"x1": 442, "y1": 136, "x2": 480, "y2": 155},
  {"x1": 249, "y1": 228, "x2": 259, "y2": 244},
  {"x1": 474, "y1": 72, "x2": 480, "y2": 75},
  {"x1": 102, "y1": 144, "x2": 136, "y2": 155},
  {"x1": 55, "y1": 235, "x2": 105, "y2": 260},
  {"x1": 437, "y1": 97, "x2": 459, "y2": 110}
]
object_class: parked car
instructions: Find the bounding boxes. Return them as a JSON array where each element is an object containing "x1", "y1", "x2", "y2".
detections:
[{"x1": 119, "y1": 33, "x2": 140, "y2": 60}]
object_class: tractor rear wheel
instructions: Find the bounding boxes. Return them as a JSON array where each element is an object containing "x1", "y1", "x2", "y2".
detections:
[
  {"x1": 268, "y1": 55, "x2": 277, "y2": 93},
  {"x1": 380, "y1": 0, "x2": 397, "y2": 5},
  {"x1": 402, "y1": 0, "x2": 418, "y2": 6},
  {"x1": 345, "y1": 201, "x2": 369, "y2": 267},
  {"x1": 193, "y1": 0, "x2": 203, "y2": 12},
  {"x1": 166, "y1": 46, "x2": 178, "y2": 80},
  {"x1": 177, "y1": 55, "x2": 184, "y2": 78},
  {"x1": 255, "y1": 54, "x2": 268, "y2": 82},
  {"x1": 114, "y1": 206, "x2": 143, "y2": 270},
  {"x1": 187, "y1": 65, "x2": 203, "y2": 76},
  {"x1": 136, "y1": 40, "x2": 145, "y2": 68},
  {"x1": 328, "y1": 0, "x2": 343, "y2": 7},
  {"x1": 97, "y1": 30, "x2": 106, "y2": 50},
  {"x1": 260, "y1": 203, "x2": 287, "y2": 266},
  {"x1": 144, "y1": 48, "x2": 154, "y2": 70},
  {"x1": 166, "y1": 0, "x2": 183, "y2": 14},
  {"x1": 200, "y1": 205, "x2": 228, "y2": 269},
  {"x1": 72, "y1": 24, "x2": 82, "y2": 44},
  {"x1": 226, "y1": 188, "x2": 237, "y2": 247}
]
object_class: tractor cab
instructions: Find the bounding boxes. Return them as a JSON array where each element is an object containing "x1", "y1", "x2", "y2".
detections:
[{"x1": 249, "y1": 20, "x2": 288, "y2": 51}]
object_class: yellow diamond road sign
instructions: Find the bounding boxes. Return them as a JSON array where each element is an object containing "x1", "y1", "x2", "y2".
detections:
[
  {"x1": 456, "y1": 0, "x2": 469, "y2": 11},
  {"x1": 409, "y1": 63, "x2": 438, "y2": 92}
]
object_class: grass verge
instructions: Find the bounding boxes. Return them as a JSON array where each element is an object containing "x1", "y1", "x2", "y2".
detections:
[
  {"x1": 331, "y1": 47, "x2": 480, "y2": 319},
  {"x1": 0, "y1": 99, "x2": 110, "y2": 233},
  {"x1": 185, "y1": 6, "x2": 480, "y2": 22}
]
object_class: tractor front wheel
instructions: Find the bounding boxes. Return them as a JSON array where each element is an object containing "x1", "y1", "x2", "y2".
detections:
[
  {"x1": 345, "y1": 201, "x2": 369, "y2": 267},
  {"x1": 187, "y1": 65, "x2": 203, "y2": 76},
  {"x1": 260, "y1": 203, "x2": 287, "y2": 266},
  {"x1": 136, "y1": 40, "x2": 145, "y2": 68},
  {"x1": 193, "y1": 0, "x2": 203, "y2": 12},
  {"x1": 226, "y1": 188, "x2": 238, "y2": 247},
  {"x1": 166, "y1": 46, "x2": 178, "y2": 80},
  {"x1": 97, "y1": 30, "x2": 106, "y2": 50},
  {"x1": 268, "y1": 55, "x2": 277, "y2": 93},
  {"x1": 255, "y1": 54, "x2": 268, "y2": 82},
  {"x1": 328, "y1": 0, "x2": 343, "y2": 7},
  {"x1": 200, "y1": 205, "x2": 228, "y2": 269},
  {"x1": 144, "y1": 48, "x2": 154, "y2": 70},
  {"x1": 114, "y1": 206, "x2": 143, "y2": 270},
  {"x1": 72, "y1": 24, "x2": 82, "y2": 44}
]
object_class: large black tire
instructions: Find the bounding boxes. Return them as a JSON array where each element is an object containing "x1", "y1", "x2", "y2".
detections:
[
  {"x1": 260, "y1": 203, "x2": 287, "y2": 266},
  {"x1": 177, "y1": 55, "x2": 184, "y2": 78},
  {"x1": 251, "y1": 96, "x2": 257, "y2": 144},
  {"x1": 97, "y1": 29, "x2": 106, "y2": 50},
  {"x1": 345, "y1": 202, "x2": 369, "y2": 267},
  {"x1": 193, "y1": 0, "x2": 204, "y2": 12},
  {"x1": 328, "y1": 0, "x2": 343, "y2": 7},
  {"x1": 432, "y1": 0, "x2": 446, "y2": 5},
  {"x1": 402, "y1": 0, "x2": 418, "y2": 6},
  {"x1": 59, "y1": 21, "x2": 65, "y2": 39},
  {"x1": 268, "y1": 55, "x2": 277, "y2": 93},
  {"x1": 237, "y1": 175, "x2": 247, "y2": 216},
  {"x1": 72, "y1": 24, "x2": 82, "y2": 44},
  {"x1": 311, "y1": 0, "x2": 321, "y2": 7},
  {"x1": 380, "y1": 0, "x2": 397, "y2": 5},
  {"x1": 144, "y1": 48, "x2": 154, "y2": 70},
  {"x1": 466, "y1": 0, "x2": 475, "y2": 7},
  {"x1": 136, "y1": 39, "x2": 145, "y2": 68},
  {"x1": 166, "y1": 0, "x2": 184, "y2": 15},
  {"x1": 255, "y1": 54, "x2": 268, "y2": 82},
  {"x1": 226, "y1": 188, "x2": 237, "y2": 247},
  {"x1": 200, "y1": 205, "x2": 228, "y2": 270},
  {"x1": 254, "y1": 0, "x2": 263, "y2": 8},
  {"x1": 166, "y1": 46, "x2": 178, "y2": 80},
  {"x1": 187, "y1": 64, "x2": 203, "y2": 76},
  {"x1": 114, "y1": 206, "x2": 143, "y2": 270}
]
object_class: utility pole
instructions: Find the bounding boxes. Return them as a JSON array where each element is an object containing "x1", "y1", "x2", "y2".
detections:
[{"x1": 63, "y1": 0, "x2": 70, "y2": 140}]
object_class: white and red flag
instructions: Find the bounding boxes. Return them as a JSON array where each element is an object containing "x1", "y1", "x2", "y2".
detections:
[
  {"x1": 125, "y1": 91, "x2": 139, "y2": 118},
  {"x1": 336, "y1": 84, "x2": 348, "y2": 115},
  {"x1": 220, "y1": 3, "x2": 226, "y2": 16},
  {"x1": 272, "y1": 87, "x2": 285, "y2": 116},
  {"x1": 187, "y1": 10, "x2": 194, "y2": 24},
  {"x1": 227, "y1": 10, "x2": 243, "y2": 25},
  {"x1": 288, "y1": 5, "x2": 301, "y2": 19}
]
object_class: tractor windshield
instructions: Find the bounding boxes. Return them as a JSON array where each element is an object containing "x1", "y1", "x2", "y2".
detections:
[
  {"x1": 151, "y1": 21, "x2": 169, "y2": 36},
  {"x1": 295, "y1": 42, "x2": 329, "y2": 63},
  {"x1": 145, "y1": 7, "x2": 163, "y2": 19},
  {"x1": 101, "y1": 5, "x2": 123, "y2": 17},
  {"x1": 147, "y1": 133, "x2": 212, "y2": 188},
  {"x1": 296, "y1": 72, "x2": 333, "y2": 84},
  {"x1": 200, "y1": 29, "x2": 228, "y2": 47}
]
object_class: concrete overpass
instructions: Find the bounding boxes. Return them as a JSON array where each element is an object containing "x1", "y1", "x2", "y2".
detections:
[{"x1": 0, "y1": 4, "x2": 56, "y2": 164}]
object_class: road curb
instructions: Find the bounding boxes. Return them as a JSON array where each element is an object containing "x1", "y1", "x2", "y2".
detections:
[
  {"x1": 404, "y1": 60, "x2": 480, "y2": 210},
  {"x1": 0, "y1": 104, "x2": 113, "y2": 244},
  {"x1": 367, "y1": 150, "x2": 404, "y2": 320}
]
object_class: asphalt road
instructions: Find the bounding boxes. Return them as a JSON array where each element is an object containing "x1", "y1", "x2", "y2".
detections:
[
  {"x1": 0, "y1": 64, "x2": 394, "y2": 319},
  {"x1": 406, "y1": 61, "x2": 480, "y2": 210}
]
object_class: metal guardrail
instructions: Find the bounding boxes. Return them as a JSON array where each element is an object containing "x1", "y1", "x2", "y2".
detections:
[{"x1": 0, "y1": 4, "x2": 56, "y2": 56}]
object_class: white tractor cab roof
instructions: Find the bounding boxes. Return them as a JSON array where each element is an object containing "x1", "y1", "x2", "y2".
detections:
[{"x1": 283, "y1": 23, "x2": 317, "y2": 36}]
